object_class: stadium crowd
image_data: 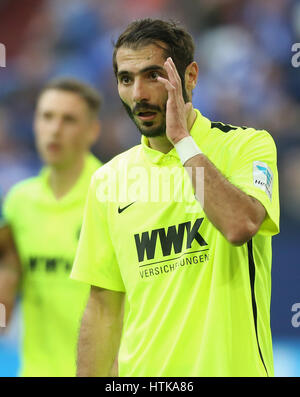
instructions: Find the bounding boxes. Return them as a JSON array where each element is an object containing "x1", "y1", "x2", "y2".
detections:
[{"x1": 0, "y1": 0, "x2": 300, "y2": 376}]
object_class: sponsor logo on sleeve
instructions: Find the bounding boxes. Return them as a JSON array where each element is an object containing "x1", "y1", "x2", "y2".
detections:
[{"x1": 253, "y1": 161, "x2": 273, "y2": 200}]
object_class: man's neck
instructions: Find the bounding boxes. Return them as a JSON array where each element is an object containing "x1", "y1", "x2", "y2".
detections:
[
  {"x1": 148, "y1": 108, "x2": 197, "y2": 154},
  {"x1": 48, "y1": 156, "x2": 85, "y2": 200}
]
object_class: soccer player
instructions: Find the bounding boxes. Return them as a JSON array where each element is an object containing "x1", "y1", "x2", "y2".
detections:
[
  {"x1": 2, "y1": 78, "x2": 103, "y2": 376},
  {"x1": 71, "y1": 19, "x2": 280, "y2": 377}
]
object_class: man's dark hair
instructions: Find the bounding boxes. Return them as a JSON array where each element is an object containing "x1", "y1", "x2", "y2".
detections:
[
  {"x1": 38, "y1": 77, "x2": 102, "y2": 118},
  {"x1": 113, "y1": 19, "x2": 195, "y2": 84}
]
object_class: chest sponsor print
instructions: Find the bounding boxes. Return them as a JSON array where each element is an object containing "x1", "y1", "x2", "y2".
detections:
[{"x1": 134, "y1": 217, "x2": 209, "y2": 279}]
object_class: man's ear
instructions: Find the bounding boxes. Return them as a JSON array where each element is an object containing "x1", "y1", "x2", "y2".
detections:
[
  {"x1": 88, "y1": 119, "x2": 101, "y2": 147},
  {"x1": 184, "y1": 61, "x2": 198, "y2": 93}
]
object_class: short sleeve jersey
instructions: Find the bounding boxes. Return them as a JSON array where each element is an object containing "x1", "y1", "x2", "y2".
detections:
[
  {"x1": 71, "y1": 110, "x2": 279, "y2": 377},
  {"x1": 4, "y1": 154, "x2": 102, "y2": 376}
]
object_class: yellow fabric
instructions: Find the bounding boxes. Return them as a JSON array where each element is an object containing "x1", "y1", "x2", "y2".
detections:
[
  {"x1": 4, "y1": 154, "x2": 102, "y2": 376},
  {"x1": 72, "y1": 110, "x2": 279, "y2": 376}
]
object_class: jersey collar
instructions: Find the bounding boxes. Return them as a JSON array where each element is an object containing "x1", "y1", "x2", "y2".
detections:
[
  {"x1": 40, "y1": 154, "x2": 100, "y2": 206},
  {"x1": 141, "y1": 108, "x2": 211, "y2": 164}
]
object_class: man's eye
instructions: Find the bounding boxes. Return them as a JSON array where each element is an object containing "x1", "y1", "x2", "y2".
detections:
[
  {"x1": 149, "y1": 71, "x2": 159, "y2": 80},
  {"x1": 120, "y1": 76, "x2": 131, "y2": 84},
  {"x1": 42, "y1": 112, "x2": 53, "y2": 120},
  {"x1": 64, "y1": 116, "x2": 76, "y2": 123}
]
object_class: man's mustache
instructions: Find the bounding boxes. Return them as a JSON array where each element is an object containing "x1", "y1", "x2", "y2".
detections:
[
  {"x1": 120, "y1": 99, "x2": 166, "y2": 122},
  {"x1": 133, "y1": 102, "x2": 162, "y2": 115}
]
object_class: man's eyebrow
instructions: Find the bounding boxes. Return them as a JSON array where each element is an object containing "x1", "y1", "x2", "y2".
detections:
[
  {"x1": 140, "y1": 65, "x2": 165, "y2": 74},
  {"x1": 117, "y1": 65, "x2": 165, "y2": 78}
]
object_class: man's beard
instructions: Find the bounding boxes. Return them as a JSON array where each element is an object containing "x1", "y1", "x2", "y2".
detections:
[
  {"x1": 121, "y1": 99, "x2": 166, "y2": 138},
  {"x1": 121, "y1": 83, "x2": 190, "y2": 138}
]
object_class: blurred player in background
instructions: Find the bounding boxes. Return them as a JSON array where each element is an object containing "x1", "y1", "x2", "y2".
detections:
[
  {"x1": 72, "y1": 19, "x2": 280, "y2": 377},
  {"x1": 2, "y1": 78, "x2": 103, "y2": 376}
]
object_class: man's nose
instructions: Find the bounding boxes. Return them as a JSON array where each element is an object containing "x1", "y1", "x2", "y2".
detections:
[
  {"x1": 49, "y1": 119, "x2": 63, "y2": 137},
  {"x1": 133, "y1": 79, "x2": 149, "y2": 103}
]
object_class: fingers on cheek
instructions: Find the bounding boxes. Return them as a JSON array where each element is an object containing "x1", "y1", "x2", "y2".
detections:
[
  {"x1": 168, "y1": 67, "x2": 180, "y2": 89},
  {"x1": 158, "y1": 76, "x2": 174, "y2": 91},
  {"x1": 157, "y1": 77, "x2": 168, "y2": 88},
  {"x1": 165, "y1": 61, "x2": 175, "y2": 80},
  {"x1": 168, "y1": 59, "x2": 180, "y2": 81}
]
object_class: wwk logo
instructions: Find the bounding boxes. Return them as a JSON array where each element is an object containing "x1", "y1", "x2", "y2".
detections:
[{"x1": 134, "y1": 218, "x2": 208, "y2": 262}]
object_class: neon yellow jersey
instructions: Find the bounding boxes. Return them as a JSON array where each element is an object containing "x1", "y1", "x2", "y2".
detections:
[
  {"x1": 71, "y1": 110, "x2": 279, "y2": 377},
  {"x1": 3, "y1": 154, "x2": 102, "y2": 377}
]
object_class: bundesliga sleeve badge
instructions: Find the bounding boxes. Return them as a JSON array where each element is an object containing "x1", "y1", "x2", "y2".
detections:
[{"x1": 253, "y1": 161, "x2": 273, "y2": 201}]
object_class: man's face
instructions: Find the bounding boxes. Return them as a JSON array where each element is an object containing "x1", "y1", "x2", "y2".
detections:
[
  {"x1": 116, "y1": 43, "x2": 179, "y2": 138},
  {"x1": 34, "y1": 89, "x2": 95, "y2": 168}
]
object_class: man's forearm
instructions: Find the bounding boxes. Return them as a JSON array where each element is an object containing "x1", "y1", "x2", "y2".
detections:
[
  {"x1": 184, "y1": 154, "x2": 266, "y2": 245},
  {"x1": 77, "y1": 286, "x2": 124, "y2": 377}
]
